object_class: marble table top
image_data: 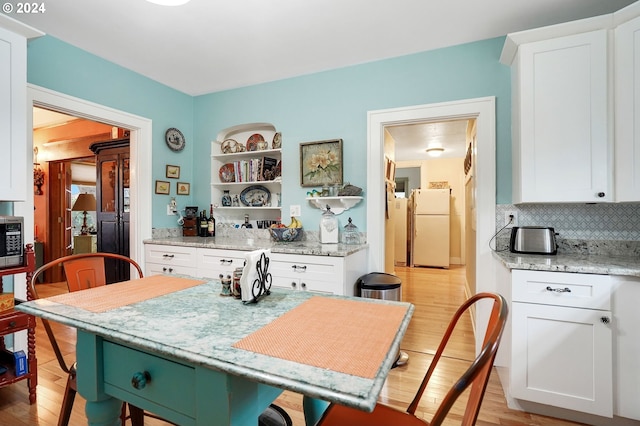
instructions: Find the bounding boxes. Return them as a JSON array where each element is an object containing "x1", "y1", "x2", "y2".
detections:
[{"x1": 17, "y1": 279, "x2": 413, "y2": 411}]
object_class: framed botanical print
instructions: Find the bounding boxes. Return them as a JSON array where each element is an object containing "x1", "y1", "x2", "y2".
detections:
[{"x1": 300, "y1": 139, "x2": 343, "y2": 187}]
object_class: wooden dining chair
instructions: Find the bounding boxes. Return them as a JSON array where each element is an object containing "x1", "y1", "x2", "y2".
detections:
[
  {"x1": 312, "y1": 292, "x2": 508, "y2": 426},
  {"x1": 29, "y1": 252, "x2": 173, "y2": 426}
]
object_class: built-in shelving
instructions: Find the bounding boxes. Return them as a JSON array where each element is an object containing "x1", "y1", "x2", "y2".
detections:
[{"x1": 211, "y1": 123, "x2": 282, "y2": 223}]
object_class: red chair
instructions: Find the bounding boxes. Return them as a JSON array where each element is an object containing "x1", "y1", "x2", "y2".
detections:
[
  {"x1": 314, "y1": 292, "x2": 508, "y2": 426},
  {"x1": 30, "y1": 252, "x2": 174, "y2": 426}
]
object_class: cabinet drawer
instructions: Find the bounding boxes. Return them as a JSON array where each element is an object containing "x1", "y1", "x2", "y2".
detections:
[
  {"x1": 146, "y1": 263, "x2": 196, "y2": 277},
  {"x1": 103, "y1": 341, "x2": 195, "y2": 418},
  {"x1": 0, "y1": 311, "x2": 33, "y2": 333},
  {"x1": 269, "y1": 253, "x2": 341, "y2": 280},
  {"x1": 144, "y1": 245, "x2": 196, "y2": 268},
  {"x1": 196, "y1": 248, "x2": 246, "y2": 279},
  {"x1": 271, "y1": 277, "x2": 336, "y2": 294},
  {"x1": 512, "y1": 270, "x2": 611, "y2": 310}
]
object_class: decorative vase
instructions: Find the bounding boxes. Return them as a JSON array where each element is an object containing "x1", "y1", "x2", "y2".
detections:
[{"x1": 221, "y1": 190, "x2": 232, "y2": 207}]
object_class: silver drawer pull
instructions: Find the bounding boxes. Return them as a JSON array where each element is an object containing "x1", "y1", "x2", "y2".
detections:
[
  {"x1": 292, "y1": 265, "x2": 307, "y2": 270},
  {"x1": 162, "y1": 254, "x2": 175, "y2": 259},
  {"x1": 131, "y1": 371, "x2": 151, "y2": 390},
  {"x1": 546, "y1": 286, "x2": 571, "y2": 293}
]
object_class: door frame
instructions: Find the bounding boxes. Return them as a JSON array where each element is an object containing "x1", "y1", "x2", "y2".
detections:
[
  {"x1": 14, "y1": 84, "x2": 152, "y2": 294},
  {"x1": 367, "y1": 96, "x2": 496, "y2": 354}
]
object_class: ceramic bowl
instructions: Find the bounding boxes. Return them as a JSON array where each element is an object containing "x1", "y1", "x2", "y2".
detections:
[{"x1": 269, "y1": 227, "x2": 303, "y2": 242}]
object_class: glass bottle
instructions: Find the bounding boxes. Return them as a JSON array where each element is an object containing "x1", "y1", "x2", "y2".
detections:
[
  {"x1": 208, "y1": 204, "x2": 216, "y2": 237},
  {"x1": 221, "y1": 190, "x2": 232, "y2": 207},
  {"x1": 199, "y1": 210, "x2": 208, "y2": 237},
  {"x1": 241, "y1": 213, "x2": 252, "y2": 228}
]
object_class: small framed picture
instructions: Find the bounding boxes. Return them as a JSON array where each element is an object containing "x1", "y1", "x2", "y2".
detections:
[
  {"x1": 177, "y1": 182, "x2": 190, "y2": 195},
  {"x1": 155, "y1": 180, "x2": 170, "y2": 195},
  {"x1": 166, "y1": 165, "x2": 180, "y2": 179},
  {"x1": 300, "y1": 139, "x2": 343, "y2": 187}
]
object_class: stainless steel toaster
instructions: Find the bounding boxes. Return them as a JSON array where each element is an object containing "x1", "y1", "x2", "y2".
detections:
[{"x1": 509, "y1": 226, "x2": 557, "y2": 255}]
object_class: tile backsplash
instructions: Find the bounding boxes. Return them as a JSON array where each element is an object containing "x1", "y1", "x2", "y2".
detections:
[{"x1": 495, "y1": 203, "x2": 640, "y2": 256}]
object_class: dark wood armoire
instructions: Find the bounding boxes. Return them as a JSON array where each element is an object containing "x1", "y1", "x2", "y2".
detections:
[{"x1": 90, "y1": 138, "x2": 130, "y2": 283}]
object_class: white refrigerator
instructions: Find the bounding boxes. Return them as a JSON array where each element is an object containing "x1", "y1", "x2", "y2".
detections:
[{"x1": 411, "y1": 188, "x2": 450, "y2": 268}]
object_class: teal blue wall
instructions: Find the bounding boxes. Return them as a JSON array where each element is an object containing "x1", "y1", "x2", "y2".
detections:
[
  {"x1": 27, "y1": 35, "x2": 511, "y2": 231},
  {"x1": 26, "y1": 36, "x2": 194, "y2": 229},
  {"x1": 194, "y1": 37, "x2": 511, "y2": 229}
]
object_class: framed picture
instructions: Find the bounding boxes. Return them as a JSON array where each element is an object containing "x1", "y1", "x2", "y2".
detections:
[
  {"x1": 166, "y1": 165, "x2": 180, "y2": 179},
  {"x1": 155, "y1": 180, "x2": 170, "y2": 195},
  {"x1": 177, "y1": 182, "x2": 190, "y2": 195},
  {"x1": 300, "y1": 139, "x2": 343, "y2": 187}
]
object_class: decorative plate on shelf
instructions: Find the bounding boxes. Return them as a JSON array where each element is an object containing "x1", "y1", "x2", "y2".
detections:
[
  {"x1": 218, "y1": 163, "x2": 235, "y2": 183},
  {"x1": 221, "y1": 138, "x2": 238, "y2": 154},
  {"x1": 246, "y1": 133, "x2": 265, "y2": 151},
  {"x1": 240, "y1": 185, "x2": 271, "y2": 207},
  {"x1": 272, "y1": 132, "x2": 282, "y2": 149}
]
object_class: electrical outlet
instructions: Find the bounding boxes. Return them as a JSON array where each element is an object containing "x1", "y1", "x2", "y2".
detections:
[
  {"x1": 289, "y1": 205, "x2": 301, "y2": 217},
  {"x1": 504, "y1": 210, "x2": 518, "y2": 228}
]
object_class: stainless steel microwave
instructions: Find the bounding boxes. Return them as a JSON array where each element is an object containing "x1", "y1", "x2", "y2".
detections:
[{"x1": 0, "y1": 216, "x2": 23, "y2": 269}]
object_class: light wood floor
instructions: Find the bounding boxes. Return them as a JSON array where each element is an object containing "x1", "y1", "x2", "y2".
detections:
[{"x1": 0, "y1": 266, "x2": 585, "y2": 425}]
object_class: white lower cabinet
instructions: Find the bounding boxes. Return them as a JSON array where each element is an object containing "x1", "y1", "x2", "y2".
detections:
[
  {"x1": 144, "y1": 244, "x2": 197, "y2": 276},
  {"x1": 144, "y1": 243, "x2": 368, "y2": 297},
  {"x1": 611, "y1": 275, "x2": 640, "y2": 421},
  {"x1": 511, "y1": 270, "x2": 613, "y2": 417},
  {"x1": 269, "y1": 252, "x2": 360, "y2": 295}
]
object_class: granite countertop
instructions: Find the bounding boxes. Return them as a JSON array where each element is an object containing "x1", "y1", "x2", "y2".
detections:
[
  {"x1": 17, "y1": 279, "x2": 413, "y2": 412},
  {"x1": 144, "y1": 236, "x2": 368, "y2": 257},
  {"x1": 492, "y1": 250, "x2": 640, "y2": 277}
]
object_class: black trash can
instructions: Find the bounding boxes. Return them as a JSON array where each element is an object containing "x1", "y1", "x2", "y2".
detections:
[{"x1": 356, "y1": 272, "x2": 409, "y2": 366}]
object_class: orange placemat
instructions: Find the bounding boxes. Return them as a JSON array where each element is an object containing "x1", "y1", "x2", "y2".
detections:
[
  {"x1": 233, "y1": 296, "x2": 409, "y2": 378},
  {"x1": 46, "y1": 275, "x2": 206, "y2": 313}
]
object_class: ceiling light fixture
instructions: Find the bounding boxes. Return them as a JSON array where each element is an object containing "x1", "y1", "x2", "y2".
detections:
[
  {"x1": 146, "y1": 0, "x2": 191, "y2": 6},
  {"x1": 426, "y1": 147, "x2": 444, "y2": 157}
]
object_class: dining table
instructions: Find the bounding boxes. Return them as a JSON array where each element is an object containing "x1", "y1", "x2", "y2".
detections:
[{"x1": 17, "y1": 275, "x2": 414, "y2": 426}]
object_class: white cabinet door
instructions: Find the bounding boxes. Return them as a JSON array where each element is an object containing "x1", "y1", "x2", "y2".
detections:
[
  {"x1": 511, "y1": 302, "x2": 613, "y2": 417},
  {"x1": 513, "y1": 30, "x2": 611, "y2": 203},
  {"x1": 0, "y1": 25, "x2": 27, "y2": 201},
  {"x1": 615, "y1": 15, "x2": 640, "y2": 201},
  {"x1": 611, "y1": 275, "x2": 640, "y2": 420}
]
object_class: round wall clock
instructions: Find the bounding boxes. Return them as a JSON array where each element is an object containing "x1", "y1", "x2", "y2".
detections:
[{"x1": 165, "y1": 127, "x2": 185, "y2": 152}]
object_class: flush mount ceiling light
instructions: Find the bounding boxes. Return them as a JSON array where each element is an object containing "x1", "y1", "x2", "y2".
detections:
[
  {"x1": 426, "y1": 147, "x2": 445, "y2": 157},
  {"x1": 146, "y1": 0, "x2": 191, "y2": 5}
]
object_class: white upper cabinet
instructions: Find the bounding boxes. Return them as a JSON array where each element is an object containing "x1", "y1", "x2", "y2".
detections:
[
  {"x1": 614, "y1": 11, "x2": 640, "y2": 201},
  {"x1": 506, "y1": 28, "x2": 612, "y2": 203},
  {"x1": 503, "y1": 3, "x2": 640, "y2": 203},
  {"x1": 0, "y1": 16, "x2": 42, "y2": 201}
]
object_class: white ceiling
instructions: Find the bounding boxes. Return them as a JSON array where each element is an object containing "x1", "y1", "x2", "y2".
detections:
[
  {"x1": 11, "y1": 0, "x2": 635, "y2": 96},
  {"x1": 15, "y1": 0, "x2": 636, "y2": 160}
]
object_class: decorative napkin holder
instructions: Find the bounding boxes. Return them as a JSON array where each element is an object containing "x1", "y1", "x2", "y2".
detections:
[{"x1": 240, "y1": 249, "x2": 272, "y2": 304}]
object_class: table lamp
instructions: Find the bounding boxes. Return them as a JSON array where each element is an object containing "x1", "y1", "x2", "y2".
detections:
[{"x1": 72, "y1": 193, "x2": 96, "y2": 235}]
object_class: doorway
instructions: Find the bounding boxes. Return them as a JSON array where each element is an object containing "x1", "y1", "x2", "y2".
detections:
[
  {"x1": 366, "y1": 97, "x2": 496, "y2": 354},
  {"x1": 13, "y1": 84, "x2": 153, "y2": 298}
]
